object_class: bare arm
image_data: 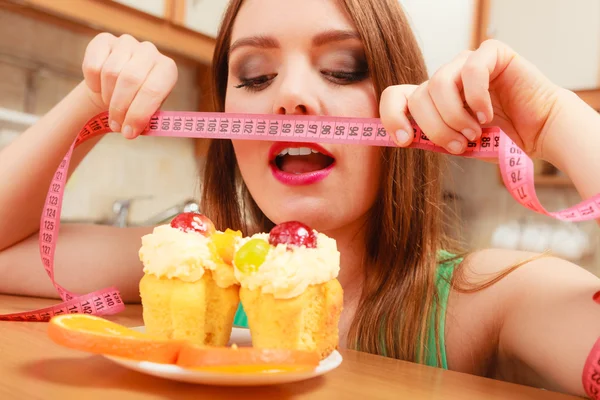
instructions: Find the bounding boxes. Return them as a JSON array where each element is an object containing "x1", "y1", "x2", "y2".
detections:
[
  {"x1": 0, "y1": 224, "x2": 152, "y2": 303},
  {"x1": 380, "y1": 39, "x2": 600, "y2": 220},
  {"x1": 0, "y1": 32, "x2": 177, "y2": 252},
  {"x1": 0, "y1": 82, "x2": 104, "y2": 251},
  {"x1": 493, "y1": 93, "x2": 600, "y2": 397},
  {"x1": 542, "y1": 89, "x2": 600, "y2": 202},
  {"x1": 0, "y1": 33, "x2": 178, "y2": 299},
  {"x1": 497, "y1": 254, "x2": 600, "y2": 397},
  {"x1": 449, "y1": 249, "x2": 600, "y2": 397}
]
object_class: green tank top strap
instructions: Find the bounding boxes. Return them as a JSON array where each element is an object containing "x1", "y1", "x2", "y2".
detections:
[{"x1": 424, "y1": 250, "x2": 461, "y2": 369}]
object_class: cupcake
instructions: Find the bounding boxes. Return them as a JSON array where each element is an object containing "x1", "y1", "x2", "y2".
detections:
[
  {"x1": 233, "y1": 221, "x2": 343, "y2": 359},
  {"x1": 138, "y1": 212, "x2": 241, "y2": 346}
]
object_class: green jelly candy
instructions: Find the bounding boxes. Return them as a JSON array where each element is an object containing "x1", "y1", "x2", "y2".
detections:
[{"x1": 234, "y1": 238, "x2": 270, "y2": 273}]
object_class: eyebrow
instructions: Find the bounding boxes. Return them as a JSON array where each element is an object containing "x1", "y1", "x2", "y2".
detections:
[
  {"x1": 312, "y1": 30, "x2": 361, "y2": 46},
  {"x1": 229, "y1": 36, "x2": 279, "y2": 55},
  {"x1": 229, "y1": 30, "x2": 361, "y2": 54}
]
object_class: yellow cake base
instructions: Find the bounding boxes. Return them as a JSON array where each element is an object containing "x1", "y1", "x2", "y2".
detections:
[
  {"x1": 240, "y1": 279, "x2": 343, "y2": 359},
  {"x1": 139, "y1": 272, "x2": 239, "y2": 346}
]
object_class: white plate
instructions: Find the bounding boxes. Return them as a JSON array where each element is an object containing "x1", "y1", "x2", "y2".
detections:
[{"x1": 102, "y1": 327, "x2": 342, "y2": 386}]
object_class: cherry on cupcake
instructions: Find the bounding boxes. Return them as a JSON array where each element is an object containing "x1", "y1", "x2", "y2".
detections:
[
  {"x1": 268, "y1": 221, "x2": 317, "y2": 249},
  {"x1": 170, "y1": 212, "x2": 216, "y2": 236}
]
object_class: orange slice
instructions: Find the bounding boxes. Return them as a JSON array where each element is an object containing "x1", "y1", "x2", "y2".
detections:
[
  {"x1": 47, "y1": 314, "x2": 183, "y2": 364},
  {"x1": 176, "y1": 343, "x2": 320, "y2": 374}
]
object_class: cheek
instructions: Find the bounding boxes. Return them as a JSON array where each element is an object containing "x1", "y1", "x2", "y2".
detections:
[
  {"x1": 341, "y1": 147, "x2": 382, "y2": 208},
  {"x1": 231, "y1": 140, "x2": 265, "y2": 176},
  {"x1": 326, "y1": 80, "x2": 379, "y2": 119},
  {"x1": 230, "y1": 139, "x2": 275, "y2": 211},
  {"x1": 225, "y1": 79, "x2": 273, "y2": 115}
]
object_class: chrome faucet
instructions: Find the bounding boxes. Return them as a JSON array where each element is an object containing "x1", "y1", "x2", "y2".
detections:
[
  {"x1": 112, "y1": 199, "x2": 131, "y2": 228},
  {"x1": 140, "y1": 199, "x2": 200, "y2": 226},
  {"x1": 110, "y1": 197, "x2": 200, "y2": 227}
]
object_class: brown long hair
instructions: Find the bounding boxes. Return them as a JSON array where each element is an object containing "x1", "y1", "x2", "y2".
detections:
[{"x1": 202, "y1": 0, "x2": 454, "y2": 366}]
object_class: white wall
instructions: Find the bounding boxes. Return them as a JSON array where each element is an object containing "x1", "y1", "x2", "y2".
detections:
[
  {"x1": 400, "y1": 0, "x2": 600, "y2": 90},
  {"x1": 112, "y1": 0, "x2": 165, "y2": 18},
  {"x1": 488, "y1": 0, "x2": 600, "y2": 90},
  {"x1": 399, "y1": 0, "x2": 476, "y2": 76},
  {"x1": 111, "y1": 0, "x2": 231, "y2": 37},
  {"x1": 185, "y1": 0, "x2": 230, "y2": 37}
]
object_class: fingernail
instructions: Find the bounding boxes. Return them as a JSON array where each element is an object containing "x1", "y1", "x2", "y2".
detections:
[
  {"x1": 122, "y1": 125, "x2": 133, "y2": 138},
  {"x1": 447, "y1": 140, "x2": 465, "y2": 154},
  {"x1": 110, "y1": 120, "x2": 120, "y2": 132},
  {"x1": 462, "y1": 128, "x2": 476, "y2": 141},
  {"x1": 593, "y1": 291, "x2": 600, "y2": 304},
  {"x1": 395, "y1": 129, "x2": 410, "y2": 145},
  {"x1": 477, "y1": 112, "x2": 487, "y2": 124}
]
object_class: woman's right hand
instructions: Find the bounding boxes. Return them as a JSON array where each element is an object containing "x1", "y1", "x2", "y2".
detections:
[{"x1": 82, "y1": 33, "x2": 178, "y2": 139}]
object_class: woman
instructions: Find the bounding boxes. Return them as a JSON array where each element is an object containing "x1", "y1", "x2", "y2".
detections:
[{"x1": 1, "y1": 0, "x2": 600, "y2": 396}]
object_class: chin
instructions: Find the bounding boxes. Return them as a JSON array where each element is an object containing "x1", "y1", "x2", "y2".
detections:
[{"x1": 260, "y1": 196, "x2": 341, "y2": 232}]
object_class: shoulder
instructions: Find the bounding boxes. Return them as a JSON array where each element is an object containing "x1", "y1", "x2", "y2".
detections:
[
  {"x1": 456, "y1": 248, "x2": 599, "y2": 292},
  {"x1": 444, "y1": 248, "x2": 599, "y2": 374}
]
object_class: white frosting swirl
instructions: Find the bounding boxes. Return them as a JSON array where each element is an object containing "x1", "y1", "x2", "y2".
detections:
[
  {"x1": 139, "y1": 224, "x2": 237, "y2": 288},
  {"x1": 233, "y1": 232, "x2": 340, "y2": 299}
]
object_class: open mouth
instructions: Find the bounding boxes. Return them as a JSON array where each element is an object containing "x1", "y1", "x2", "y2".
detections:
[
  {"x1": 274, "y1": 147, "x2": 335, "y2": 174},
  {"x1": 268, "y1": 142, "x2": 335, "y2": 185}
]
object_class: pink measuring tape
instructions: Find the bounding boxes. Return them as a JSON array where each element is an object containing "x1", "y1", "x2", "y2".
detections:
[{"x1": 1, "y1": 110, "x2": 599, "y2": 322}]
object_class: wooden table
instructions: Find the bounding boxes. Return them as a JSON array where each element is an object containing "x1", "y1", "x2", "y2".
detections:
[{"x1": 0, "y1": 295, "x2": 579, "y2": 400}]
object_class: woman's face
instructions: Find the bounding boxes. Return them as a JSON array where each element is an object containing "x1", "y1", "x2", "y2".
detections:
[{"x1": 225, "y1": 0, "x2": 382, "y2": 232}]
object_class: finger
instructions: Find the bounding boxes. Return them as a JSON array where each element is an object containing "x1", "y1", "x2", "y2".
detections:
[
  {"x1": 379, "y1": 84, "x2": 417, "y2": 146},
  {"x1": 100, "y1": 34, "x2": 138, "y2": 119},
  {"x1": 461, "y1": 39, "x2": 514, "y2": 125},
  {"x1": 109, "y1": 41, "x2": 159, "y2": 136},
  {"x1": 122, "y1": 56, "x2": 178, "y2": 139},
  {"x1": 82, "y1": 33, "x2": 116, "y2": 94},
  {"x1": 408, "y1": 82, "x2": 468, "y2": 155},
  {"x1": 428, "y1": 51, "x2": 482, "y2": 142}
]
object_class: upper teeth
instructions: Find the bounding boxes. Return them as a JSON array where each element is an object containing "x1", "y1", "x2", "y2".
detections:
[{"x1": 278, "y1": 147, "x2": 319, "y2": 156}]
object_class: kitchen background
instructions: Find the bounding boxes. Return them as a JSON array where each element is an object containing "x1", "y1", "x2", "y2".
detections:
[{"x1": 0, "y1": 0, "x2": 599, "y2": 272}]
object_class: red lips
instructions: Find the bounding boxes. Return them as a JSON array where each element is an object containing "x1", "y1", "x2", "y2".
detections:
[{"x1": 268, "y1": 142, "x2": 336, "y2": 186}]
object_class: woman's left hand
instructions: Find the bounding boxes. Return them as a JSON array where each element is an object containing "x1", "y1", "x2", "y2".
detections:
[{"x1": 380, "y1": 39, "x2": 564, "y2": 158}]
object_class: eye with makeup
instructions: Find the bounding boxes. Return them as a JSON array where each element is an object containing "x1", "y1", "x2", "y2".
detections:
[
  {"x1": 321, "y1": 69, "x2": 368, "y2": 85},
  {"x1": 231, "y1": 54, "x2": 277, "y2": 92},
  {"x1": 234, "y1": 73, "x2": 277, "y2": 92},
  {"x1": 319, "y1": 49, "x2": 369, "y2": 86},
  {"x1": 230, "y1": 47, "x2": 369, "y2": 92}
]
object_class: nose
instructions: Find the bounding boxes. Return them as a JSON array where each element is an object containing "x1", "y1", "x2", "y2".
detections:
[{"x1": 272, "y1": 64, "x2": 319, "y2": 115}]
